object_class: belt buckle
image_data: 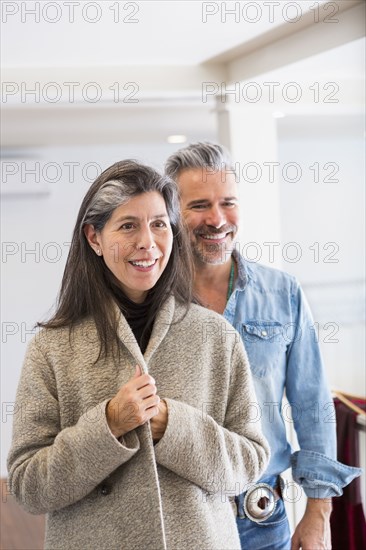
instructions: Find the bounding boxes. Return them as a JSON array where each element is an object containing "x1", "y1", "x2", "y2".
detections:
[{"x1": 243, "y1": 482, "x2": 277, "y2": 523}]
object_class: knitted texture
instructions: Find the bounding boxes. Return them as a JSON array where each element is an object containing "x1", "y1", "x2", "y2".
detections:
[{"x1": 8, "y1": 297, "x2": 270, "y2": 550}]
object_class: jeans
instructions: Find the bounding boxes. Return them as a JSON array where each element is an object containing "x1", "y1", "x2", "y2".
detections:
[{"x1": 235, "y1": 476, "x2": 291, "y2": 550}]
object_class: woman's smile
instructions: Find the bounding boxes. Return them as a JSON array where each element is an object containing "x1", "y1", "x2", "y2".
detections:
[{"x1": 89, "y1": 191, "x2": 173, "y2": 303}]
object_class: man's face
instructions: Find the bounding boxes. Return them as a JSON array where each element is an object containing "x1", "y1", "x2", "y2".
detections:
[{"x1": 178, "y1": 168, "x2": 239, "y2": 265}]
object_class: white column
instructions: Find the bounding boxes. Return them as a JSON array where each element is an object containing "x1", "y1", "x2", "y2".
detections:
[{"x1": 216, "y1": 98, "x2": 283, "y2": 269}]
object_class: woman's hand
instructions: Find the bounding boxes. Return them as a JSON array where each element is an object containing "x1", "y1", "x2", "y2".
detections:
[
  {"x1": 106, "y1": 365, "x2": 160, "y2": 438},
  {"x1": 150, "y1": 399, "x2": 168, "y2": 442}
]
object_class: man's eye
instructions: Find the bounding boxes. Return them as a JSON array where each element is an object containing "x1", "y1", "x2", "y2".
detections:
[
  {"x1": 223, "y1": 202, "x2": 236, "y2": 208},
  {"x1": 191, "y1": 204, "x2": 207, "y2": 210}
]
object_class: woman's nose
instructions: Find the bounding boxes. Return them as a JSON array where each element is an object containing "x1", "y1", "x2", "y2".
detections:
[{"x1": 136, "y1": 227, "x2": 156, "y2": 250}]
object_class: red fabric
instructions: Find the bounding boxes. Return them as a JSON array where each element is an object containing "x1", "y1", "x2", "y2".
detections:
[{"x1": 330, "y1": 397, "x2": 366, "y2": 550}]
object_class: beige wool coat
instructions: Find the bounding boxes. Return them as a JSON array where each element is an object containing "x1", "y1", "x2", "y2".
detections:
[{"x1": 8, "y1": 297, "x2": 270, "y2": 550}]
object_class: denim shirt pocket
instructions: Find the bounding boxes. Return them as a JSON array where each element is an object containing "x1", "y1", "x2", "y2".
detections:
[{"x1": 241, "y1": 321, "x2": 285, "y2": 378}]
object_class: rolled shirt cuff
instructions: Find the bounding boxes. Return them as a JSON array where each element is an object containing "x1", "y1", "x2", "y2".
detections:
[{"x1": 291, "y1": 449, "x2": 362, "y2": 498}]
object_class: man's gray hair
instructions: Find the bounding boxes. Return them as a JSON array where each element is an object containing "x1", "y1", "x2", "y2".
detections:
[{"x1": 165, "y1": 142, "x2": 235, "y2": 181}]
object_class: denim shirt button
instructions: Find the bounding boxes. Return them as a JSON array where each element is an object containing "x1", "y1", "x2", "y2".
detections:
[{"x1": 261, "y1": 330, "x2": 267, "y2": 336}]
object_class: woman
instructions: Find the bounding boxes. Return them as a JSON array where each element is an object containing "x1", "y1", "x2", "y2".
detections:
[{"x1": 8, "y1": 160, "x2": 269, "y2": 550}]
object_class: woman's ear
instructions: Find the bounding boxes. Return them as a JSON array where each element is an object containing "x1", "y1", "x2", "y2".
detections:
[{"x1": 84, "y1": 224, "x2": 102, "y2": 256}]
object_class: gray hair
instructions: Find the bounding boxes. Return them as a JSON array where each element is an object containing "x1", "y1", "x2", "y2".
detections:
[
  {"x1": 82, "y1": 161, "x2": 180, "y2": 232},
  {"x1": 81, "y1": 179, "x2": 131, "y2": 231},
  {"x1": 165, "y1": 141, "x2": 235, "y2": 181}
]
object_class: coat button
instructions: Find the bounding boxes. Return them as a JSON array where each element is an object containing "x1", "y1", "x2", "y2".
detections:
[{"x1": 100, "y1": 484, "x2": 110, "y2": 496}]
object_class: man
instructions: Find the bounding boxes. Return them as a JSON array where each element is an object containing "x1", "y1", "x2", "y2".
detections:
[{"x1": 165, "y1": 142, "x2": 360, "y2": 550}]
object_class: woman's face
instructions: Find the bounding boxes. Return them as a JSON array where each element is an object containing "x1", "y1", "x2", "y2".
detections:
[{"x1": 85, "y1": 191, "x2": 173, "y2": 303}]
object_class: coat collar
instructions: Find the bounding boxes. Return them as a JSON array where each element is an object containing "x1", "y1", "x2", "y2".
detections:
[{"x1": 115, "y1": 295, "x2": 176, "y2": 372}]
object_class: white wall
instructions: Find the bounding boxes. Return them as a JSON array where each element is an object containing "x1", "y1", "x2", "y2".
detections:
[
  {"x1": 277, "y1": 114, "x2": 365, "y2": 394},
  {"x1": 277, "y1": 113, "x2": 365, "y2": 525}
]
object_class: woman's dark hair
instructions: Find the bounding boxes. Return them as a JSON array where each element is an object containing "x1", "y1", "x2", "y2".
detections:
[{"x1": 39, "y1": 159, "x2": 193, "y2": 359}]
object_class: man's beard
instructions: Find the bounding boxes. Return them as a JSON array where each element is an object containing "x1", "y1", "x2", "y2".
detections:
[{"x1": 191, "y1": 224, "x2": 237, "y2": 265}]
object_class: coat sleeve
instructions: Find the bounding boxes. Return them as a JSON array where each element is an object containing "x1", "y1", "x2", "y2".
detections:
[
  {"x1": 154, "y1": 340, "x2": 270, "y2": 496},
  {"x1": 7, "y1": 337, "x2": 140, "y2": 514}
]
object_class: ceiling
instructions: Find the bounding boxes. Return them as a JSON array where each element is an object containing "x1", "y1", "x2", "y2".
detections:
[
  {"x1": 1, "y1": 0, "x2": 364, "y2": 147},
  {"x1": 2, "y1": 0, "x2": 330, "y2": 67}
]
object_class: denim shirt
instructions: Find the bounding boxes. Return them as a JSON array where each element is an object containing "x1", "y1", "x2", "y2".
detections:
[{"x1": 224, "y1": 251, "x2": 361, "y2": 498}]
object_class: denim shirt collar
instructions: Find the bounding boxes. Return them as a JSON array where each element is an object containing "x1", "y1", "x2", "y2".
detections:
[
  {"x1": 225, "y1": 250, "x2": 250, "y2": 320},
  {"x1": 232, "y1": 248, "x2": 257, "y2": 291}
]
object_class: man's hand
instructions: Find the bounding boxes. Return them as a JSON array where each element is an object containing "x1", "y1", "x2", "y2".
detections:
[
  {"x1": 291, "y1": 498, "x2": 332, "y2": 550},
  {"x1": 150, "y1": 399, "x2": 168, "y2": 442},
  {"x1": 106, "y1": 365, "x2": 160, "y2": 438}
]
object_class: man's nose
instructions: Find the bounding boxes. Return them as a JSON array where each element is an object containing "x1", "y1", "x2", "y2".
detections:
[{"x1": 205, "y1": 206, "x2": 226, "y2": 228}]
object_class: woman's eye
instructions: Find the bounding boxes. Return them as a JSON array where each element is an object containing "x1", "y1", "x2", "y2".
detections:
[
  {"x1": 120, "y1": 223, "x2": 134, "y2": 230},
  {"x1": 153, "y1": 221, "x2": 167, "y2": 228}
]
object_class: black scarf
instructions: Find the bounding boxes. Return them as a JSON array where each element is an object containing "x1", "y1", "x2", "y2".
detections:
[{"x1": 113, "y1": 286, "x2": 156, "y2": 354}]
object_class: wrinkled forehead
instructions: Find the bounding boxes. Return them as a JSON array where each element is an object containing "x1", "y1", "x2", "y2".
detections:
[
  {"x1": 108, "y1": 191, "x2": 169, "y2": 220},
  {"x1": 177, "y1": 168, "x2": 238, "y2": 200}
]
